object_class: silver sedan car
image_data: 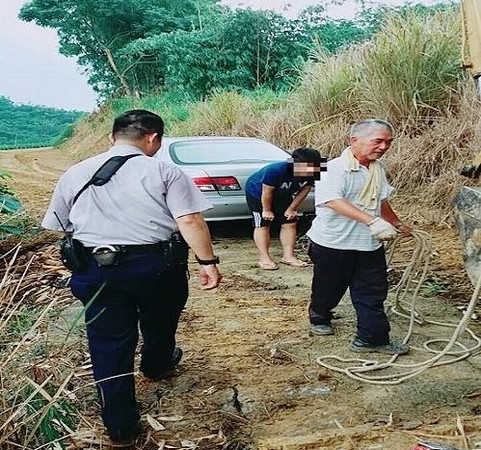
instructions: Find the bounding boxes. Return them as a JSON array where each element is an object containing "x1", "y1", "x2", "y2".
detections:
[{"x1": 155, "y1": 136, "x2": 315, "y2": 221}]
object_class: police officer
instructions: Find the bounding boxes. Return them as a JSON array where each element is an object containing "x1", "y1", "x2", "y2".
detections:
[{"x1": 42, "y1": 110, "x2": 222, "y2": 446}]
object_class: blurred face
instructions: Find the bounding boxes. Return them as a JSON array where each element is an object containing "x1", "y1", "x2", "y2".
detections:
[
  {"x1": 350, "y1": 127, "x2": 393, "y2": 166},
  {"x1": 293, "y1": 161, "x2": 321, "y2": 179}
]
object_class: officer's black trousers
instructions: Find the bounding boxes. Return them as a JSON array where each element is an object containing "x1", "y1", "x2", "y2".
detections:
[
  {"x1": 308, "y1": 242, "x2": 390, "y2": 345},
  {"x1": 70, "y1": 252, "x2": 188, "y2": 440}
]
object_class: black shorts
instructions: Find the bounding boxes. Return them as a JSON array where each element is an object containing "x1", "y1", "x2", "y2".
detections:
[{"x1": 246, "y1": 195, "x2": 297, "y2": 228}]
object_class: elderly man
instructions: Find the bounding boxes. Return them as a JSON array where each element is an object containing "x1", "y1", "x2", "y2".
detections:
[{"x1": 306, "y1": 119, "x2": 411, "y2": 355}]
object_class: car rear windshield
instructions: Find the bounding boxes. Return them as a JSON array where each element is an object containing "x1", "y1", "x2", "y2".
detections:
[{"x1": 169, "y1": 140, "x2": 289, "y2": 164}]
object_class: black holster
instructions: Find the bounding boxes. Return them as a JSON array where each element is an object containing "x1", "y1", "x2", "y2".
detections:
[
  {"x1": 161, "y1": 232, "x2": 189, "y2": 267},
  {"x1": 59, "y1": 236, "x2": 88, "y2": 272}
]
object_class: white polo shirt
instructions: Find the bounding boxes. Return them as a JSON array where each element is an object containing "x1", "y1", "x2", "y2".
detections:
[
  {"x1": 42, "y1": 144, "x2": 211, "y2": 246},
  {"x1": 306, "y1": 148, "x2": 393, "y2": 251}
]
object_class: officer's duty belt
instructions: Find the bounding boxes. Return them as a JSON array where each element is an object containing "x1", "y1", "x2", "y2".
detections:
[{"x1": 85, "y1": 243, "x2": 164, "y2": 254}]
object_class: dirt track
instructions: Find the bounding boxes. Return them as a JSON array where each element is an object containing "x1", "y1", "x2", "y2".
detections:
[{"x1": 2, "y1": 148, "x2": 481, "y2": 450}]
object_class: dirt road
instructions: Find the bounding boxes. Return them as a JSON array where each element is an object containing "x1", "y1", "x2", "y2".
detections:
[{"x1": 2, "y1": 148, "x2": 481, "y2": 450}]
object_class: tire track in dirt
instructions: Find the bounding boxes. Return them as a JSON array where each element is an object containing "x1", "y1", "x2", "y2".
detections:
[{"x1": 1, "y1": 148, "x2": 74, "y2": 218}]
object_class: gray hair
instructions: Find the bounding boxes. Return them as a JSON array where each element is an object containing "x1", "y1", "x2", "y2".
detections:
[{"x1": 349, "y1": 119, "x2": 393, "y2": 138}]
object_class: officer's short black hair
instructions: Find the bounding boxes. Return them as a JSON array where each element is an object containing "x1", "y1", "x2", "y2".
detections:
[
  {"x1": 291, "y1": 147, "x2": 321, "y2": 165},
  {"x1": 112, "y1": 110, "x2": 165, "y2": 140}
]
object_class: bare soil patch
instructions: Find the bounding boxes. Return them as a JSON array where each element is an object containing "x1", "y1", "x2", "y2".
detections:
[{"x1": 2, "y1": 148, "x2": 481, "y2": 450}]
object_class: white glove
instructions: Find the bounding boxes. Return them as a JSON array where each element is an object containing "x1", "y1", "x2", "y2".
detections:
[{"x1": 367, "y1": 217, "x2": 399, "y2": 241}]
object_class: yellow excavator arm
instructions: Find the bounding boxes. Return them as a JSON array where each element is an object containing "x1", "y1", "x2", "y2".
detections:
[
  {"x1": 461, "y1": 0, "x2": 481, "y2": 80},
  {"x1": 458, "y1": 0, "x2": 481, "y2": 177}
]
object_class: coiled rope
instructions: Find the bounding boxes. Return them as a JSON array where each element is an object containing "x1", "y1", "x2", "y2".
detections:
[{"x1": 315, "y1": 230, "x2": 481, "y2": 384}]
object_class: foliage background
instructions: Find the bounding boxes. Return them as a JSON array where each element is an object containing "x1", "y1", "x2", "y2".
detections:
[
  {"x1": 0, "y1": 96, "x2": 85, "y2": 149},
  {"x1": 18, "y1": 0, "x2": 380, "y2": 100}
]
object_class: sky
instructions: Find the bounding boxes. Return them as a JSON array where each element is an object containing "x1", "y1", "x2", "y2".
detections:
[{"x1": 0, "y1": 0, "x2": 449, "y2": 112}]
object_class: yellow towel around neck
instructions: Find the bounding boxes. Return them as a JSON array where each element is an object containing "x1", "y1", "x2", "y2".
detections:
[{"x1": 346, "y1": 147, "x2": 382, "y2": 210}]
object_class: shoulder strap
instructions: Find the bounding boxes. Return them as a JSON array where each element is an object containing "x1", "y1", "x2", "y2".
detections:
[{"x1": 72, "y1": 154, "x2": 141, "y2": 206}]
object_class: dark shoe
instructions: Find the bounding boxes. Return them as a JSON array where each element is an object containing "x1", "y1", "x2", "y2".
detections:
[
  {"x1": 350, "y1": 338, "x2": 409, "y2": 355},
  {"x1": 144, "y1": 347, "x2": 183, "y2": 381},
  {"x1": 109, "y1": 422, "x2": 142, "y2": 448},
  {"x1": 110, "y1": 438, "x2": 136, "y2": 449},
  {"x1": 309, "y1": 323, "x2": 334, "y2": 336}
]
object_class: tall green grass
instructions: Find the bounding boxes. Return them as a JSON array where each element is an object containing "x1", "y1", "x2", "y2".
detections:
[
  {"x1": 286, "y1": 7, "x2": 462, "y2": 133},
  {"x1": 358, "y1": 9, "x2": 462, "y2": 128},
  {"x1": 292, "y1": 47, "x2": 362, "y2": 126}
]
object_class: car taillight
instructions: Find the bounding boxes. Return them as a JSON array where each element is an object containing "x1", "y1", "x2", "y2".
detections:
[
  {"x1": 193, "y1": 176, "x2": 241, "y2": 192},
  {"x1": 212, "y1": 177, "x2": 241, "y2": 191},
  {"x1": 192, "y1": 177, "x2": 217, "y2": 192}
]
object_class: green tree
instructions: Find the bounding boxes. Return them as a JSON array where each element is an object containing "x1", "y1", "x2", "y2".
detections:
[
  {"x1": 121, "y1": 5, "x2": 373, "y2": 98},
  {"x1": 19, "y1": 0, "x2": 221, "y2": 98},
  {"x1": 124, "y1": 9, "x2": 307, "y2": 96},
  {"x1": 296, "y1": 5, "x2": 371, "y2": 54}
]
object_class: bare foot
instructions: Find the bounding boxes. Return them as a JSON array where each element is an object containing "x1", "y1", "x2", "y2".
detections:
[
  {"x1": 279, "y1": 258, "x2": 309, "y2": 267},
  {"x1": 258, "y1": 260, "x2": 279, "y2": 270}
]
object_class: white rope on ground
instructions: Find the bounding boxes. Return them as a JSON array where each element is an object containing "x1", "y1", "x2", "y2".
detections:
[{"x1": 316, "y1": 230, "x2": 481, "y2": 384}]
